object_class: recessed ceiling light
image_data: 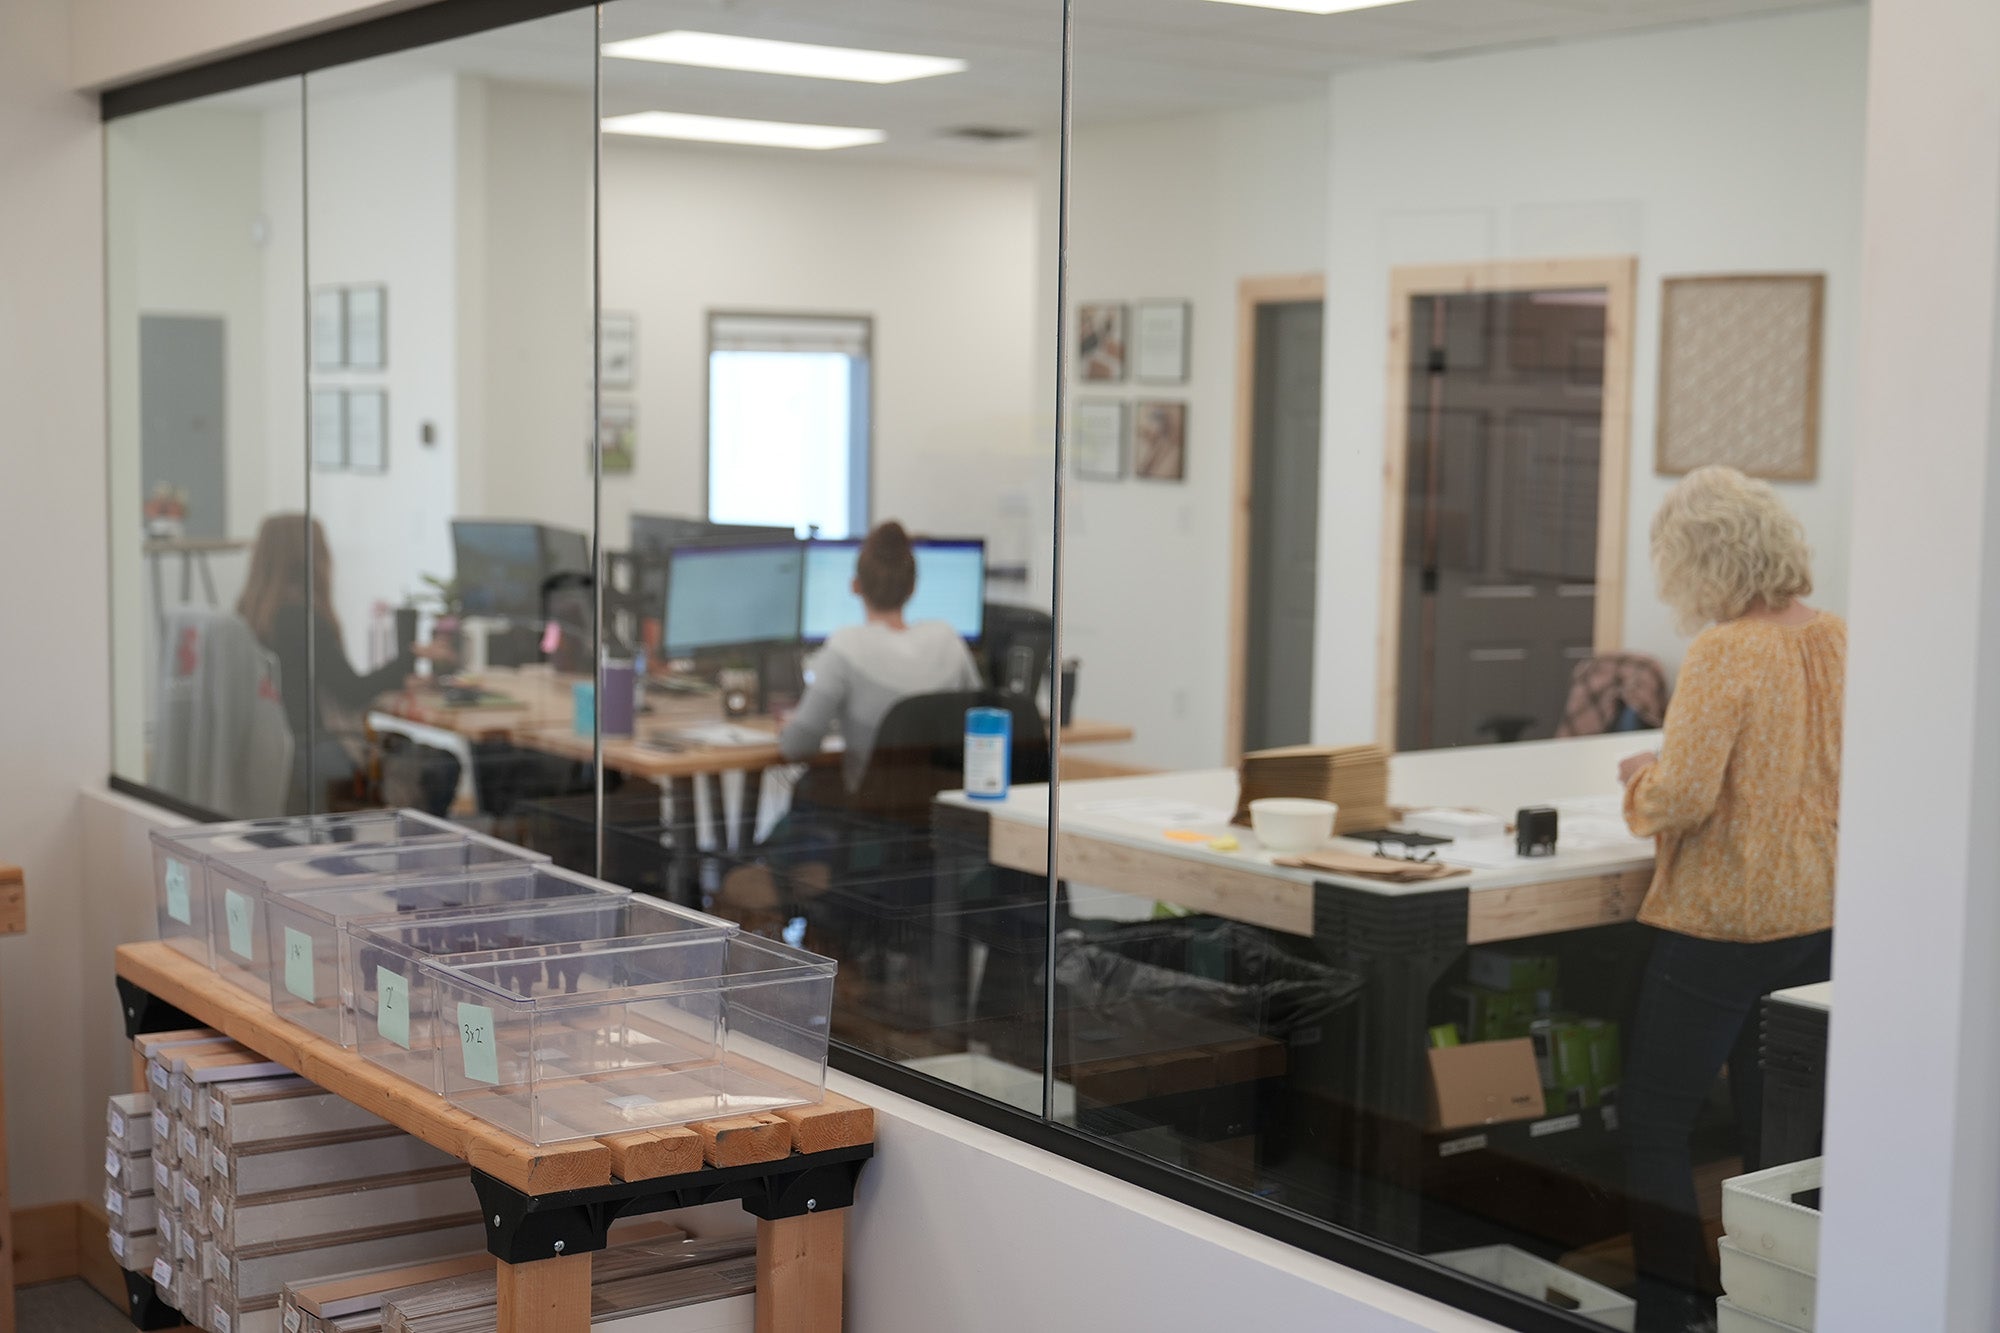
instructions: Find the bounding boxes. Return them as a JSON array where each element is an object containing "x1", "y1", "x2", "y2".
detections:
[
  {"x1": 601, "y1": 111, "x2": 886, "y2": 151},
  {"x1": 1200, "y1": 0, "x2": 1417, "y2": 13},
  {"x1": 603, "y1": 31, "x2": 967, "y2": 84}
]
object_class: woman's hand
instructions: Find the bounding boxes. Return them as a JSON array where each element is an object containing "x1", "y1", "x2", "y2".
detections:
[{"x1": 1619, "y1": 752, "x2": 1659, "y2": 786}]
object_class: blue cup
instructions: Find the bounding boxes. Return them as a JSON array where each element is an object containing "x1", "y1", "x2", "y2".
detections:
[{"x1": 572, "y1": 681, "x2": 595, "y2": 736}]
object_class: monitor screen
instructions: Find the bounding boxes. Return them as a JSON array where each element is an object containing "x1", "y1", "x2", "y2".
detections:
[
  {"x1": 801, "y1": 538, "x2": 985, "y2": 642},
  {"x1": 664, "y1": 543, "x2": 804, "y2": 657},
  {"x1": 541, "y1": 525, "x2": 591, "y2": 582},
  {"x1": 453, "y1": 521, "x2": 544, "y2": 619}
]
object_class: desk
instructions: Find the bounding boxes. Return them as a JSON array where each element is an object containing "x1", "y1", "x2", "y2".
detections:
[{"x1": 386, "y1": 667, "x2": 1136, "y2": 783}]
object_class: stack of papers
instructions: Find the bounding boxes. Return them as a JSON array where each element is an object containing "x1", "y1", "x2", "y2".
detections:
[{"x1": 1231, "y1": 744, "x2": 1393, "y2": 835}]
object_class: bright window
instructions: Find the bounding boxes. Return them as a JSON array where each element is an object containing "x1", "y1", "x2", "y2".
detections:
[{"x1": 706, "y1": 314, "x2": 871, "y2": 539}]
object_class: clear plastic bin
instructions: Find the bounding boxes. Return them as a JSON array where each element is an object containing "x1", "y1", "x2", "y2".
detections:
[
  {"x1": 149, "y1": 810, "x2": 470, "y2": 967},
  {"x1": 432, "y1": 934, "x2": 836, "y2": 1143},
  {"x1": 260, "y1": 862, "x2": 626, "y2": 1044},
  {"x1": 348, "y1": 894, "x2": 737, "y2": 1086}
]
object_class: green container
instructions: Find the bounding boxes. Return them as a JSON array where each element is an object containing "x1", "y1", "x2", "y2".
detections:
[
  {"x1": 1585, "y1": 1019, "x2": 1621, "y2": 1101},
  {"x1": 1552, "y1": 1020, "x2": 1597, "y2": 1108},
  {"x1": 1449, "y1": 985, "x2": 1539, "y2": 1042},
  {"x1": 1467, "y1": 948, "x2": 1560, "y2": 994}
]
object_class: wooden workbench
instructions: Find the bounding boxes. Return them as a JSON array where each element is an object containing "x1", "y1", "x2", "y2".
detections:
[{"x1": 115, "y1": 941, "x2": 872, "y2": 1332}]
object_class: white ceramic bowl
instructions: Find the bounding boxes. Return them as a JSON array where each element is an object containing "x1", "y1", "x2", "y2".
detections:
[{"x1": 1248, "y1": 798, "x2": 1338, "y2": 853}]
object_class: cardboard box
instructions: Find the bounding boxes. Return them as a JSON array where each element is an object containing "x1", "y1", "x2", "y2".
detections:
[
  {"x1": 1466, "y1": 948, "x2": 1560, "y2": 994},
  {"x1": 1427, "y1": 1039, "x2": 1545, "y2": 1130}
]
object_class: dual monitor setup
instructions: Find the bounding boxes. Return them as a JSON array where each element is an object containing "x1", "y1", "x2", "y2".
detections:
[{"x1": 450, "y1": 514, "x2": 986, "y2": 663}]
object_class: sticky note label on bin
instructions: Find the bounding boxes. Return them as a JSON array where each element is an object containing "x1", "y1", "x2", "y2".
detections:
[
  {"x1": 164, "y1": 859, "x2": 192, "y2": 925},
  {"x1": 457, "y1": 1002, "x2": 499, "y2": 1084},
  {"x1": 282, "y1": 927, "x2": 314, "y2": 1002},
  {"x1": 377, "y1": 968, "x2": 411, "y2": 1050},
  {"x1": 223, "y1": 890, "x2": 254, "y2": 959}
]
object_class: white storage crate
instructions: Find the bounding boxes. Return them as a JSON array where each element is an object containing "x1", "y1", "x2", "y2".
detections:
[
  {"x1": 1428, "y1": 1246, "x2": 1635, "y2": 1331},
  {"x1": 1722, "y1": 1157, "x2": 1821, "y2": 1275},
  {"x1": 1717, "y1": 1294, "x2": 1810, "y2": 1333},
  {"x1": 1719, "y1": 1236, "x2": 1815, "y2": 1329}
]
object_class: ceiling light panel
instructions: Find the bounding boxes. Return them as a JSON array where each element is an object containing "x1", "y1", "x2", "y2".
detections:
[
  {"x1": 601, "y1": 111, "x2": 886, "y2": 151},
  {"x1": 1198, "y1": 0, "x2": 1417, "y2": 13},
  {"x1": 604, "y1": 31, "x2": 967, "y2": 83}
]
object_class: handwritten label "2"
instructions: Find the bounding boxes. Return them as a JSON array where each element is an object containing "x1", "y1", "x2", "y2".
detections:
[{"x1": 456, "y1": 1002, "x2": 499, "y2": 1084}]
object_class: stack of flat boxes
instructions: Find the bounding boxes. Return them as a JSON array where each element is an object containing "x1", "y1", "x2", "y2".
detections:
[
  {"x1": 106, "y1": 1090, "x2": 161, "y2": 1274},
  {"x1": 133, "y1": 1030, "x2": 485, "y2": 1333}
]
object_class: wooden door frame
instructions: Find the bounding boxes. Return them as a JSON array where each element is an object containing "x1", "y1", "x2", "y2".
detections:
[
  {"x1": 1227, "y1": 272, "x2": 1326, "y2": 764},
  {"x1": 1376, "y1": 256, "x2": 1638, "y2": 749}
]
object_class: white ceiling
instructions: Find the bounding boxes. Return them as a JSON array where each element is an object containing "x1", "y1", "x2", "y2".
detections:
[{"x1": 213, "y1": 0, "x2": 1860, "y2": 168}]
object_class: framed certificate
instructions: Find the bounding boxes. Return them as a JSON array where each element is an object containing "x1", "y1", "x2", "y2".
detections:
[
  {"x1": 1073, "y1": 400, "x2": 1127, "y2": 481},
  {"x1": 1132, "y1": 300, "x2": 1190, "y2": 384},
  {"x1": 310, "y1": 289, "x2": 345, "y2": 371},
  {"x1": 345, "y1": 389, "x2": 388, "y2": 473},
  {"x1": 311, "y1": 389, "x2": 346, "y2": 469}
]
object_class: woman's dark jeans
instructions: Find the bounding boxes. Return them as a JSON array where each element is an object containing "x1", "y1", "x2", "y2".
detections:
[{"x1": 1623, "y1": 925, "x2": 1833, "y2": 1295}]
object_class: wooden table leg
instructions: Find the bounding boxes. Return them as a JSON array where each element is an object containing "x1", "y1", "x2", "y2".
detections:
[
  {"x1": 755, "y1": 1211, "x2": 845, "y2": 1333},
  {"x1": 496, "y1": 1253, "x2": 592, "y2": 1333}
]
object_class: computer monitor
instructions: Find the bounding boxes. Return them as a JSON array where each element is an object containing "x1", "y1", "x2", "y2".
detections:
[
  {"x1": 540, "y1": 525, "x2": 591, "y2": 584},
  {"x1": 452, "y1": 520, "x2": 544, "y2": 619},
  {"x1": 801, "y1": 538, "x2": 985, "y2": 643},
  {"x1": 629, "y1": 515, "x2": 800, "y2": 604},
  {"x1": 663, "y1": 542, "x2": 805, "y2": 658}
]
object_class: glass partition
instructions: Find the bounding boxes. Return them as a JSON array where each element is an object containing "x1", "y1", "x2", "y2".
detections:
[
  {"x1": 102, "y1": 2, "x2": 1865, "y2": 1327},
  {"x1": 107, "y1": 77, "x2": 307, "y2": 817}
]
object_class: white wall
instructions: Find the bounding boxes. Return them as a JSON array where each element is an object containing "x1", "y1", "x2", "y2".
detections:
[
  {"x1": 599, "y1": 139, "x2": 1044, "y2": 573},
  {"x1": 302, "y1": 74, "x2": 463, "y2": 658},
  {"x1": 1060, "y1": 97, "x2": 1330, "y2": 771},
  {"x1": 69, "y1": 0, "x2": 434, "y2": 89},
  {"x1": 1315, "y1": 5, "x2": 1866, "y2": 744},
  {"x1": 0, "y1": 0, "x2": 110, "y2": 1209}
]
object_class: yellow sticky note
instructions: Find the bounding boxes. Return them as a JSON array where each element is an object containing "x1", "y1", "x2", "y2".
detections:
[
  {"x1": 1208, "y1": 834, "x2": 1240, "y2": 852},
  {"x1": 1163, "y1": 829, "x2": 1208, "y2": 844}
]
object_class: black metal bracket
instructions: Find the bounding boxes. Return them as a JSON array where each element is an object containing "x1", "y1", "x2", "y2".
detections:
[
  {"x1": 118, "y1": 975, "x2": 200, "y2": 1040},
  {"x1": 471, "y1": 1144, "x2": 873, "y2": 1265},
  {"x1": 121, "y1": 1269, "x2": 186, "y2": 1331}
]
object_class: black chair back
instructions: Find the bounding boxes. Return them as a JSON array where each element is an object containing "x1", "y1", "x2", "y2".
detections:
[{"x1": 845, "y1": 689, "x2": 1051, "y2": 824}]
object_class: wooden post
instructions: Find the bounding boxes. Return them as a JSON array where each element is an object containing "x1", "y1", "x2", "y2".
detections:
[
  {"x1": 755, "y1": 1211, "x2": 845, "y2": 1333},
  {"x1": 495, "y1": 1253, "x2": 592, "y2": 1333}
]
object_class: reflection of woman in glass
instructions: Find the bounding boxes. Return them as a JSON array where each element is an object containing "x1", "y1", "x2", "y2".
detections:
[
  {"x1": 1618, "y1": 467, "x2": 1842, "y2": 1328},
  {"x1": 237, "y1": 513, "x2": 418, "y2": 810}
]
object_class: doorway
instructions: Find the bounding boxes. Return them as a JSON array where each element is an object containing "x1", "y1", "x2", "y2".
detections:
[
  {"x1": 1229, "y1": 274, "x2": 1325, "y2": 760},
  {"x1": 1377, "y1": 259, "x2": 1635, "y2": 750}
]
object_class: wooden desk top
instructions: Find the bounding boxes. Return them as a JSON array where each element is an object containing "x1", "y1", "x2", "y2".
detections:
[
  {"x1": 384, "y1": 668, "x2": 1136, "y2": 781},
  {"x1": 943, "y1": 768, "x2": 1656, "y2": 942},
  {"x1": 117, "y1": 942, "x2": 872, "y2": 1194}
]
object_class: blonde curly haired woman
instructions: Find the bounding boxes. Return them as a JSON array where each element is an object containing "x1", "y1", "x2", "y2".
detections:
[{"x1": 1618, "y1": 466, "x2": 1843, "y2": 1328}]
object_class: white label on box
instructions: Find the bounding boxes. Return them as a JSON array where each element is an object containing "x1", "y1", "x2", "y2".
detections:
[
  {"x1": 284, "y1": 1307, "x2": 302, "y2": 1333},
  {"x1": 105, "y1": 1145, "x2": 121, "y2": 1177},
  {"x1": 178, "y1": 1230, "x2": 195, "y2": 1262},
  {"x1": 110, "y1": 1231, "x2": 127, "y2": 1260},
  {"x1": 152, "y1": 1160, "x2": 170, "y2": 1195},
  {"x1": 212, "y1": 1145, "x2": 228, "y2": 1179},
  {"x1": 212, "y1": 1304, "x2": 232, "y2": 1333},
  {"x1": 152, "y1": 1107, "x2": 170, "y2": 1140},
  {"x1": 151, "y1": 1258, "x2": 173, "y2": 1288},
  {"x1": 106, "y1": 1188, "x2": 124, "y2": 1216},
  {"x1": 377, "y1": 966, "x2": 411, "y2": 1049},
  {"x1": 208, "y1": 1094, "x2": 224, "y2": 1125},
  {"x1": 1437, "y1": 1134, "x2": 1488, "y2": 1158},
  {"x1": 165, "y1": 858, "x2": 193, "y2": 925},
  {"x1": 223, "y1": 889, "x2": 254, "y2": 959},
  {"x1": 109, "y1": 1111, "x2": 127, "y2": 1139},
  {"x1": 214, "y1": 1251, "x2": 230, "y2": 1281},
  {"x1": 210, "y1": 1197, "x2": 225, "y2": 1229},
  {"x1": 1530, "y1": 1114, "x2": 1582, "y2": 1139},
  {"x1": 149, "y1": 1062, "x2": 169, "y2": 1094},
  {"x1": 457, "y1": 1002, "x2": 499, "y2": 1084},
  {"x1": 1601, "y1": 1104, "x2": 1619, "y2": 1132},
  {"x1": 283, "y1": 926, "x2": 315, "y2": 1002},
  {"x1": 182, "y1": 1178, "x2": 199, "y2": 1210},
  {"x1": 158, "y1": 1214, "x2": 174, "y2": 1248},
  {"x1": 179, "y1": 1125, "x2": 198, "y2": 1160}
]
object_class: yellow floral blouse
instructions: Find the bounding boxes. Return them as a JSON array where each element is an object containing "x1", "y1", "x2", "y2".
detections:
[{"x1": 1623, "y1": 613, "x2": 1846, "y2": 942}]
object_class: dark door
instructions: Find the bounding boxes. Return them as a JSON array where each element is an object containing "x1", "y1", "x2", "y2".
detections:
[
  {"x1": 1244, "y1": 299, "x2": 1324, "y2": 752},
  {"x1": 140, "y1": 314, "x2": 228, "y2": 539},
  {"x1": 1397, "y1": 290, "x2": 1604, "y2": 750}
]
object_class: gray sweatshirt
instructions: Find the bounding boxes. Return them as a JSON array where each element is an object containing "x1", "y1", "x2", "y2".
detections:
[{"x1": 779, "y1": 620, "x2": 981, "y2": 788}]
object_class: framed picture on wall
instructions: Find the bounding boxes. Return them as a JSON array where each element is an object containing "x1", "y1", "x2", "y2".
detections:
[
  {"x1": 346, "y1": 389, "x2": 388, "y2": 473},
  {"x1": 600, "y1": 312, "x2": 636, "y2": 390},
  {"x1": 595, "y1": 401, "x2": 636, "y2": 476},
  {"x1": 1134, "y1": 400, "x2": 1187, "y2": 481},
  {"x1": 311, "y1": 289, "x2": 345, "y2": 371},
  {"x1": 1074, "y1": 400, "x2": 1126, "y2": 480},
  {"x1": 1132, "y1": 300, "x2": 1190, "y2": 384},
  {"x1": 344, "y1": 285, "x2": 387, "y2": 371},
  {"x1": 311, "y1": 389, "x2": 346, "y2": 469},
  {"x1": 1077, "y1": 303, "x2": 1127, "y2": 382},
  {"x1": 1656, "y1": 273, "x2": 1825, "y2": 480}
]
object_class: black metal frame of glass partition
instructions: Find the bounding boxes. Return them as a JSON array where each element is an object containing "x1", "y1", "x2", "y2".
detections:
[{"x1": 101, "y1": 4, "x2": 1615, "y2": 1327}]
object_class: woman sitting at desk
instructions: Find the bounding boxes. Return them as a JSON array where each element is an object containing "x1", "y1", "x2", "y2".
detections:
[
  {"x1": 1617, "y1": 466, "x2": 1843, "y2": 1326},
  {"x1": 238, "y1": 513, "x2": 435, "y2": 811},
  {"x1": 779, "y1": 520, "x2": 980, "y2": 790}
]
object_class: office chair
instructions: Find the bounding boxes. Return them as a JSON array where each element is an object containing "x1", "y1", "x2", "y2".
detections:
[
  {"x1": 150, "y1": 608, "x2": 294, "y2": 818},
  {"x1": 982, "y1": 602, "x2": 1054, "y2": 700}
]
